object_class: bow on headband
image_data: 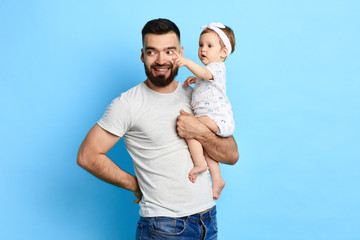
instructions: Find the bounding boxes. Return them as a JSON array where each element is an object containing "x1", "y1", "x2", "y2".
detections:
[{"x1": 201, "y1": 22, "x2": 232, "y2": 55}]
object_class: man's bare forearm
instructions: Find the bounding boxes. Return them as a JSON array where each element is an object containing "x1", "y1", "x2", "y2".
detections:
[
  {"x1": 77, "y1": 124, "x2": 142, "y2": 203},
  {"x1": 176, "y1": 110, "x2": 239, "y2": 164},
  {"x1": 77, "y1": 150, "x2": 139, "y2": 192},
  {"x1": 196, "y1": 130, "x2": 239, "y2": 165}
]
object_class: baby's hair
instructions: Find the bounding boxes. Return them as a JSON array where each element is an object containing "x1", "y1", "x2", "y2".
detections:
[{"x1": 201, "y1": 26, "x2": 235, "y2": 55}]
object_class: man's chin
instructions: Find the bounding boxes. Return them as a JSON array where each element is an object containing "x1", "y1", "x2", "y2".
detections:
[
  {"x1": 148, "y1": 76, "x2": 173, "y2": 87},
  {"x1": 153, "y1": 73, "x2": 168, "y2": 80}
]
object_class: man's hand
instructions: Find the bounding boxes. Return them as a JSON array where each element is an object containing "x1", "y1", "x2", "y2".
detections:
[
  {"x1": 184, "y1": 76, "x2": 196, "y2": 88},
  {"x1": 176, "y1": 109, "x2": 208, "y2": 139},
  {"x1": 173, "y1": 51, "x2": 188, "y2": 68},
  {"x1": 133, "y1": 189, "x2": 142, "y2": 204},
  {"x1": 177, "y1": 110, "x2": 239, "y2": 165}
]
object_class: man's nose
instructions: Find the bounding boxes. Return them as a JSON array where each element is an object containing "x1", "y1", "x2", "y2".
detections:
[{"x1": 155, "y1": 52, "x2": 167, "y2": 65}]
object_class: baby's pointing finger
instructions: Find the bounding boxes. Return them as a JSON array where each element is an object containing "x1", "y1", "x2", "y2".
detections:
[
  {"x1": 173, "y1": 50, "x2": 181, "y2": 57},
  {"x1": 173, "y1": 59, "x2": 179, "y2": 67}
]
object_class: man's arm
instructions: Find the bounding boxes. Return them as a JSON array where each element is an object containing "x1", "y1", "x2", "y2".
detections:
[
  {"x1": 177, "y1": 110, "x2": 239, "y2": 165},
  {"x1": 77, "y1": 124, "x2": 141, "y2": 203}
]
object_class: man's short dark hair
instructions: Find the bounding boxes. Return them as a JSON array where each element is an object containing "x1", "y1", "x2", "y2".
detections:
[{"x1": 142, "y1": 18, "x2": 180, "y2": 45}]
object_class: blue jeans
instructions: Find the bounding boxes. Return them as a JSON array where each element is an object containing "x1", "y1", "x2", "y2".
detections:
[{"x1": 136, "y1": 206, "x2": 218, "y2": 240}]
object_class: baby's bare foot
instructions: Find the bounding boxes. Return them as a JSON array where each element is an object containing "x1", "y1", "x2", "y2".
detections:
[
  {"x1": 212, "y1": 179, "x2": 225, "y2": 200},
  {"x1": 188, "y1": 165, "x2": 208, "y2": 183}
]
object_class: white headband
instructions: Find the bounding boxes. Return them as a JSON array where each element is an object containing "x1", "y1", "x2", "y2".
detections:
[{"x1": 201, "y1": 22, "x2": 232, "y2": 56}]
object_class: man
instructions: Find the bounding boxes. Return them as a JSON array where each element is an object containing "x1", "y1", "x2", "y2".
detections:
[{"x1": 77, "y1": 18, "x2": 239, "y2": 239}]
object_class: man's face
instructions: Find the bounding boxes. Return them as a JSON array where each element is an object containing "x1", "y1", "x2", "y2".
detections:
[{"x1": 141, "y1": 32, "x2": 182, "y2": 87}]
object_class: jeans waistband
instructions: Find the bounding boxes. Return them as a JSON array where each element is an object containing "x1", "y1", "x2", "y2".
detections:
[
  {"x1": 140, "y1": 205, "x2": 216, "y2": 222},
  {"x1": 188, "y1": 205, "x2": 216, "y2": 220}
]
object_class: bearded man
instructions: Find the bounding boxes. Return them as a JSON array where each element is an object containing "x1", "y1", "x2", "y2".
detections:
[{"x1": 77, "y1": 18, "x2": 239, "y2": 239}]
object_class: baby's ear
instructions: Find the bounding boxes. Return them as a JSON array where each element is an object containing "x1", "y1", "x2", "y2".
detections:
[{"x1": 221, "y1": 47, "x2": 228, "y2": 58}]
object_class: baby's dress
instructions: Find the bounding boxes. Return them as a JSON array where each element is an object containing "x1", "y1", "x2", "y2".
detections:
[{"x1": 191, "y1": 62, "x2": 235, "y2": 137}]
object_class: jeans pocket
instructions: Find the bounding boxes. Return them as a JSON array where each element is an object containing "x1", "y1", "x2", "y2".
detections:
[{"x1": 151, "y1": 217, "x2": 187, "y2": 237}]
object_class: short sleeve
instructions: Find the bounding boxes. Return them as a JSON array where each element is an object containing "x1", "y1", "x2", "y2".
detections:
[
  {"x1": 97, "y1": 95, "x2": 132, "y2": 137},
  {"x1": 205, "y1": 62, "x2": 225, "y2": 82}
]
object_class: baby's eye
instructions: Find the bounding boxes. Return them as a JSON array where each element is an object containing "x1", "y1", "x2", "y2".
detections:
[
  {"x1": 208, "y1": 44, "x2": 212, "y2": 48},
  {"x1": 199, "y1": 44, "x2": 203, "y2": 47}
]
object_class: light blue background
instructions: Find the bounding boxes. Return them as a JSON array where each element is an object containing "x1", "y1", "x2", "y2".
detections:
[{"x1": 1, "y1": 0, "x2": 359, "y2": 239}]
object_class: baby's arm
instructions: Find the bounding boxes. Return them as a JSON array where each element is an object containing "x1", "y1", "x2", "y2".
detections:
[{"x1": 173, "y1": 51, "x2": 213, "y2": 80}]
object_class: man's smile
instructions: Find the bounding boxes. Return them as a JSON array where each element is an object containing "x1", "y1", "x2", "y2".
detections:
[{"x1": 152, "y1": 65, "x2": 172, "y2": 74}]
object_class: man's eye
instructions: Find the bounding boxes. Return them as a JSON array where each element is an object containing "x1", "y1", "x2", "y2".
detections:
[
  {"x1": 168, "y1": 50, "x2": 174, "y2": 54},
  {"x1": 147, "y1": 51, "x2": 155, "y2": 55}
]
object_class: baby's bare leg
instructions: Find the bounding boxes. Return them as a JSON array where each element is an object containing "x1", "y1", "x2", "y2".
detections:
[
  {"x1": 198, "y1": 116, "x2": 225, "y2": 199},
  {"x1": 186, "y1": 138, "x2": 208, "y2": 183},
  {"x1": 204, "y1": 151, "x2": 225, "y2": 200},
  {"x1": 198, "y1": 116, "x2": 219, "y2": 133}
]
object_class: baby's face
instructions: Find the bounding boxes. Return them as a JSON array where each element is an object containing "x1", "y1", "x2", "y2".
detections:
[{"x1": 198, "y1": 32, "x2": 226, "y2": 65}]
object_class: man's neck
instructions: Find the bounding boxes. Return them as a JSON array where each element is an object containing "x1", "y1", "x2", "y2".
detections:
[{"x1": 144, "y1": 79, "x2": 179, "y2": 93}]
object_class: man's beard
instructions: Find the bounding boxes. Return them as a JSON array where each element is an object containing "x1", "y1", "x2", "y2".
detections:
[{"x1": 144, "y1": 63, "x2": 179, "y2": 87}]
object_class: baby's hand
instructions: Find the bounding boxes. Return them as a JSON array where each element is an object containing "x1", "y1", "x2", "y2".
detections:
[
  {"x1": 172, "y1": 51, "x2": 188, "y2": 68},
  {"x1": 184, "y1": 76, "x2": 196, "y2": 87}
]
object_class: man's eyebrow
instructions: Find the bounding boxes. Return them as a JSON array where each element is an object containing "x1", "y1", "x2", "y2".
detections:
[
  {"x1": 144, "y1": 46, "x2": 177, "y2": 51},
  {"x1": 144, "y1": 46, "x2": 156, "y2": 51}
]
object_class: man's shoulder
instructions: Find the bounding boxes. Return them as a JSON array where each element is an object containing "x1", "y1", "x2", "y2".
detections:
[
  {"x1": 117, "y1": 81, "x2": 146, "y2": 101},
  {"x1": 105, "y1": 82, "x2": 145, "y2": 111},
  {"x1": 123, "y1": 81, "x2": 145, "y2": 94},
  {"x1": 178, "y1": 83, "x2": 193, "y2": 99}
]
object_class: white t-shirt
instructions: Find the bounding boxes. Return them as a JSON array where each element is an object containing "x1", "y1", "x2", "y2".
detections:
[{"x1": 97, "y1": 81, "x2": 215, "y2": 217}]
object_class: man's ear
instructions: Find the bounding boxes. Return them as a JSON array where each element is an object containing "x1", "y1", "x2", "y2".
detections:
[
  {"x1": 180, "y1": 46, "x2": 184, "y2": 56},
  {"x1": 141, "y1": 49, "x2": 145, "y2": 63}
]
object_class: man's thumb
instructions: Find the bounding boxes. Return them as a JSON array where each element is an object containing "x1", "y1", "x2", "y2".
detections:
[{"x1": 180, "y1": 109, "x2": 190, "y2": 115}]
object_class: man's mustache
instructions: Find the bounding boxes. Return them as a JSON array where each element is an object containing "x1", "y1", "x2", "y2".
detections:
[{"x1": 151, "y1": 63, "x2": 174, "y2": 68}]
